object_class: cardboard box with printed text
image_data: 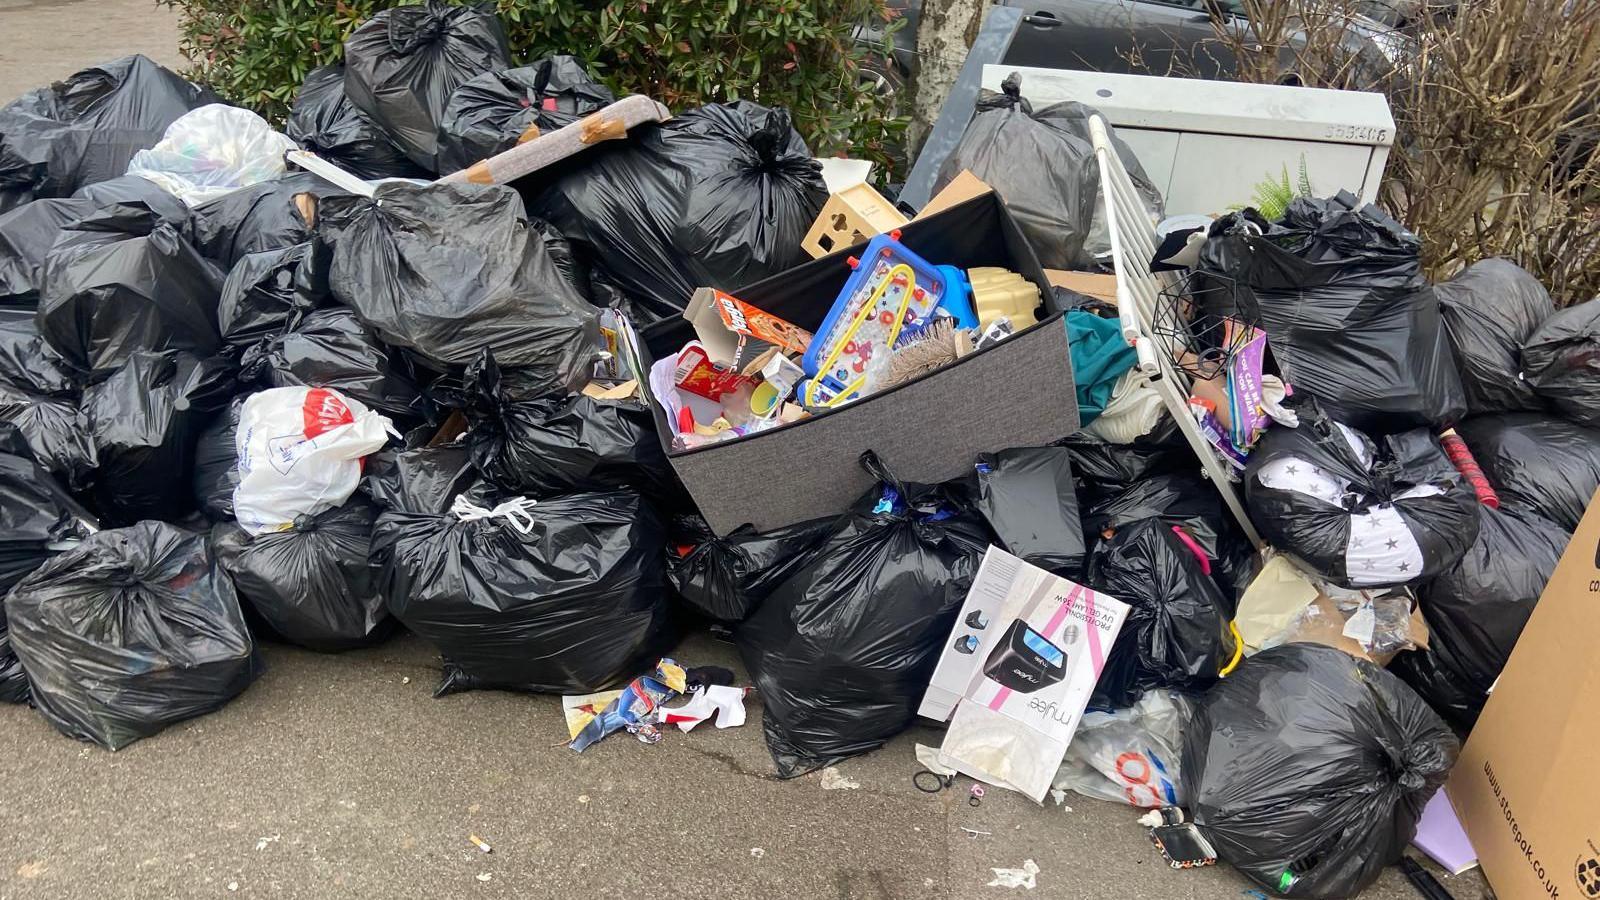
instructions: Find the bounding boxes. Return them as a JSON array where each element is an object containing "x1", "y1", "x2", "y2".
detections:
[{"x1": 1448, "y1": 488, "x2": 1598, "y2": 900}]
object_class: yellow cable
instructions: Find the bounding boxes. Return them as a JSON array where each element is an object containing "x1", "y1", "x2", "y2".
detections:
[
  {"x1": 1220, "y1": 620, "x2": 1245, "y2": 676},
  {"x1": 805, "y1": 263, "x2": 918, "y2": 407}
]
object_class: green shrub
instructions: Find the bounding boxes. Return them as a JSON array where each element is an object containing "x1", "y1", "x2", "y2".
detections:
[{"x1": 158, "y1": 0, "x2": 907, "y2": 177}]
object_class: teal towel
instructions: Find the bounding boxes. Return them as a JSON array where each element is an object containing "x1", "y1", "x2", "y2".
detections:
[{"x1": 1067, "y1": 310, "x2": 1137, "y2": 424}]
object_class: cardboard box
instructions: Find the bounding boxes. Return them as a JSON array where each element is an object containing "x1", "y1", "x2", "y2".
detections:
[
  {"x1": 923, "y1": 546, "x2": 1130, "y2": 802},
  {"x1": 642, "y1": 187, "x2": 1081, "y2": 534},
  {"x1": 1046, "y1": 269, "x2": 1119, "y2": 306},
  {"x1": 800, "y1": 182, "x2": 909, "y2": 259},
  {"x1": 1447, "y1": 489, "x2": 1593, "y2": 900},
  {"x1": 683, "y1": 287, "x2": 813, "y2": 372}
]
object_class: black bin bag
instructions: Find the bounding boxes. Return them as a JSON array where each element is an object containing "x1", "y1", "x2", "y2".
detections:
[
  {"x1": 0, "y1": 55, "x2": 215, "y2": 212},
  {"x1": 342, "y1": 0, "x2": 512, "y2": 171},
  {"x1": 187, "y1": 173, "x2": 348, "y2": 269},
  {"x1": 213, "y1": 496, "x2": 392, "y2": 652},
  {"x1": 0, "y1": 380, "x2": 96, "y2": 491},
  {"x1": 38, "y1": 202, "x2": 224, "y2": 379},
  {"x1": 527, "y1": 101, "x2": 827, "y2": 323},
  {"x1": 239, "y1": 308, "x2": 423, "y2": 422},
  {"x1": 1080, "y1": 470, "x2": 1257, "y2": 608},
  {"x1": 286, "y1": 65, "x2": 428, "y2": 181},
  {"x1": 1058, "y1": 426, "x2": 1190, "y2": 490},
  {"x1": 1183, "y1": 643, "x2": 1458, "y2": 899},
  {"x1": 934, "y1": 72, "x2": 1162, "y2": 270},
  {"x1": 666, "y1": 513, "x2": 833, "y2": 624},
  {"x1": 737, "y1": 452, "x2": 993, "y2": 777},
  {"x1": 1086, "y1": 518, "x2": 1237, "y2": 707},
  {"x1": 1521, "y1": 296, "x2": 1600, "y2": 428},
  {"x1": 81, "y1": 350, "x2": 235, "y2": 526},
  {"x1": 1243, "y1": 400, "x2": 1479, "y2": 588},
  {"x1": 375, "y1": 488, "x2": 671, "y2": 695},
  {"x1": 5, "y1": 521, "x2": 260, "y2": 750},
  {"x1": 1197, "y1": 193, "x2": 1466, "y2": 432},
  {"x1": 363, "y1": 440, "x2": 477, "y2": 514},
  {"x1": 969, "y1": 446, "x2": 1085, "y2": 576},
  {"x1": 463, "y1": 350, "x2": 673, "y2": 499},
  {"x1": 1456, "y1": 413, "x2": 1600, "y2": 531},
  {"x1": 0, "y1": 197, "x2": 95, "y2": 306},
  {"x1": 319, "y1": 181, "x2": 598, "y2": 391},
  {"x1": 435, "y1": 56, "x2": 615, "y2": 174},
  {"x1": 1390, "y1": 504, "x2": 1569, "y2": 731},
  {"x1": 0, "y1": 309, "x2": 94, "y2": 489},
  {"x1": 0, "y1": 308, "x2": 76, "y2": 395},
  {"x1": 1434, "y1": 258, "x2": 1552, "y2": 415},
  {"x1": 0, "y1": 427, "x2": 98, "y2": 704},
  {"x1": 192, "y1": 395, "x2": 245, "y2": 521},
  {"x1": 216, "y1": 241, "x2": 329, "y2": 347},
  {"x1": 71, "y1": 173, "x2": 191, "y2": 224}
]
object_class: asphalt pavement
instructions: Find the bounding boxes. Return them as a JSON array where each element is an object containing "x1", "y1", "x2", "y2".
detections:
[{"x1": 0, "y1": 631, "x2": 1491, "y2": 900}]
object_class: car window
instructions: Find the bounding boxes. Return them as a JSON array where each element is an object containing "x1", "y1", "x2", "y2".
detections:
[{"x1": 1138, "y1": 0, "x2": 1246, "y2": 13}]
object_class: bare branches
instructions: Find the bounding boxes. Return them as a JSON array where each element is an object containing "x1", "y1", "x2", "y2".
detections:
[{"x1": 1213, "y1": 0, "x2": 1600, "y2": 303}]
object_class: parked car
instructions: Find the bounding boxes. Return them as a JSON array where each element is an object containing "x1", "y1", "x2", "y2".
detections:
[
  {"x1": 1002, "y1": 0, "x2": 1407, "y2": 84},
  {"x1": 857, "y1": 0, "x2": 1409, "y2": 92}
]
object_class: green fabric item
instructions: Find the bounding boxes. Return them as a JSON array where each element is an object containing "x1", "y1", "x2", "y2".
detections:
[{"x1": 1067, "y1": 309, "x2": 1137, "y2": 424}]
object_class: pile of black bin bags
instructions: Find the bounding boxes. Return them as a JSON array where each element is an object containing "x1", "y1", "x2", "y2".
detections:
[{"x1": 0, "y1": 14, "x2": 846, "y2": 749}]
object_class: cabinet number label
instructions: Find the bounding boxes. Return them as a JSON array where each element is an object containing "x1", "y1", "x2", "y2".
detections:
[{"x1": 1326, "y1": 124, "x2": 1389, "y2": 143}]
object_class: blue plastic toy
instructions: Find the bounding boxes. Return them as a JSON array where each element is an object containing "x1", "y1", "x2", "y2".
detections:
[{"x1": 800, "y1": 231, "x2": 948, "y2": 407}]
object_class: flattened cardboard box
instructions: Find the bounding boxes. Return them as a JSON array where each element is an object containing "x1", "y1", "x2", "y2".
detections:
[
  {"x1": 642, "y1": 187, "x2": 1081, "y2": 534},
  {"x1": 1448, "y1": 488, "x2": 1596, "y2": 900}
]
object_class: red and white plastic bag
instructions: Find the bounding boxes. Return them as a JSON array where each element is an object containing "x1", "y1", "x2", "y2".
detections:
[{"x1": 233, "y1": 387, "x2": 396, "y2": 535}]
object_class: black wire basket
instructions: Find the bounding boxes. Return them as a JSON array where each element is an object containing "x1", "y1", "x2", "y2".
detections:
[{"x1": 1150, "y1": 269, "x2": 1264, "y2": 381}]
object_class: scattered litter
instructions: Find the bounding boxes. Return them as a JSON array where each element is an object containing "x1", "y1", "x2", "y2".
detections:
[
  {"x1": 1149, "y1": 821, "x2": 1217, "y2": 868},
  {"x1": 819, "y1": 767, "x2": 860, "y2": 791},
  {"x1": 986, "y1": 859, "x2": 1040, "y2": 890},
  {"x1": 468, "y1": 834, "x2": 491, "y2": 854},
  {"x1": 569, "y1": 660, "x2": 685, "y2": 752},
  {"x1": 960, "y1": 827, "x2": 991, "y2": 838},
  {"x1": 400, "y1": 676, "x2": 410, "y2": 685},
  {"x1": 475, "y1": 873, "x2": 492, "y2": 883},
  {"x1": 749, "y1": 848, "x2": 765, "y2": 859},
  {"x1": 657, "y1": 684, "x2": 749, "y2": 732},
  {"x1": 227, "y1": 882, "x2": 239, "y2": 892},
  {"x1": 577, "y1": 795, "x2": 589, "y2": 804},
  {"x1": 254, "y1": 835, "x2": 280, "y2": 851}
]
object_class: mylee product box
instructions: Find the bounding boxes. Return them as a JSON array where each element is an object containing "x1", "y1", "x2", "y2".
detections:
[
  {"x1": 642, "y1": 184, "x2": 1081, "y2": 535},
  {"x1": 921, "y1": 546, "x2": 1130, "y2": 802},
  {"x1": 1447, "y1": 489, "x2": 1596, "y2": 900}
]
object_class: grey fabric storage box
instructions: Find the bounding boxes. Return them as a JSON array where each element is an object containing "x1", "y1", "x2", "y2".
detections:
[{"x1": 642, "y1": 190, "x2": 1080, "y2": 534}]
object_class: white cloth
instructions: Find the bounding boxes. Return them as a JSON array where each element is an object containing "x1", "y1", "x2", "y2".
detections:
[{"x1": 1084, "y1": 367, "x2": 1166, "y2": 444}]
